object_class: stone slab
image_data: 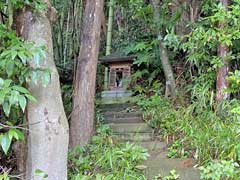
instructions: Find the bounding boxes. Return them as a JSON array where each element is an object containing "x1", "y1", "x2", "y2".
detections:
[
  {"x1": 136, "y1": 141, "x2": 167, "y2": 152},
  {"x1": 101, "y1": 90, "x2": 133, "y2": 98},
  {"x1": 105, "y1": 117, "x2": 144, "y2": 124},
  {"x1": 113, "y1": 132, "x2": 153, "y2": 142},
  {"x1": 144, "y1": 151, "x2": 200, "y2": 180},
  {"x1": 103, "y1": 112, "x2": 142, "y2": 119},
  {"x1": 99, "y1": 103, "x2": 136, "y2": 112},
  {"x1": 109, "y1": 123, "x2": 153, "y2": 133}
]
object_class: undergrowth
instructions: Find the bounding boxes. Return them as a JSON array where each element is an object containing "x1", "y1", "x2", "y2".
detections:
[
  {"x1": 68, "y1": 124, "x2": 149, "y2": 180},
  {"x1": 137, "y1": 93, "x2": 240, "y2": 179}
]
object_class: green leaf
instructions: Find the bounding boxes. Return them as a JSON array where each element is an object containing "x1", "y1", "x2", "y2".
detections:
[
  {"x1": 34, "y1": 169, "x2": 48, "y2": 178},
  {"x1": 12, "y1": 86, "x2": 30, "y2": 94},
  {"x1": 0, "y1": 93, "x2": 5, "y2": 104},
  {"x1": 0, "y1": 172, "x2": 10, "y2": 180},
  {"x1": 9, "y1": 90, "x2": 19, "y2": 105},
  {"x1": 19, "y1": 95, "x2": 27, "y2": 112},
  {"x1": 18, "y1": 52, "x2": 27, "y2": 64},
  {"x1": 3, "y1": 79, "x2": 12, "y2": 88},
  {"x1": 11, "y1": 51, "x2": 17, "y2": 60},
  {"x1": 134, "y1": 42, "x2": 146, "y2": 51},
  {"x1": 6, "y1": 60, "x2": 15, "y2": 77},
  {"x1": 135, "y1": 165, "x2": 148, "y2": 170},
  {"x1": 8, "y1": 129, "x2": 24, "y2": 141},
  {"x1": 1, "y1": 134, "x2": 12, "y2": 154},
  {"x1": 25, "y1": 94, "x2": 37, "y2": 102},
  {"x1": 3, "y1": 101, "x2": 11, "y2": 117}
]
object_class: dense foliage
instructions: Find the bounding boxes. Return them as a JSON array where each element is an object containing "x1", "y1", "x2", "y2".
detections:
[
  {"x1": 0, "y1": 1, "x2": 48, "y2": 177},
  {"x1": 1, "y1": 0, "x2": 240, "y2": 179},
  {"x1": 137, "y1": 93, "x2": 240, "y2": 179},
  {"x1": 112, "y1": 1, "x2": 240, "y2": 179},
  {"x1": 68, "y1": 124, "x2": 148, "y2": 180}
]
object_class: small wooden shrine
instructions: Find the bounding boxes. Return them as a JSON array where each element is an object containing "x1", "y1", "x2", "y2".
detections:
[{"x1": 99, "y1": 55, "x2": 136, "y2": 91}]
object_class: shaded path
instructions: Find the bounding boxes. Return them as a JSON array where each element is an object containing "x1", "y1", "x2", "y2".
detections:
[{"x1": 99, "y1": 102, "x2": 200, "y2": 180}]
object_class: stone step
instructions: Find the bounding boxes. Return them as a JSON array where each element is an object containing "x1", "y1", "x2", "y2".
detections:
[
  {"x1": 114, "y1": 132, "x2": 153, "y2": 142},
  {"x1": 105, "y1": 117, "x2": 143, "y2": 124},
  {"x1": 109, "y1": 123, "x2": 153, "y2": 133},
  {"x1": 101, "y1": 90, "x2": 133, "y2": 98},
  {"x1": 103, "y1": 112, "x2": 143, "y2": 123},
  {"x1": 99, "y1": 103, "x2": 137, "y2": 112},
  {"x1": 103, "y1": 111, "x2": 142, "y2": 119},
  {"x1": 135, "y1": 141, "x2": 167, "y2": 152},
  {"x1": 144, "y1": 151, "x2": 200, "y2": 180}
]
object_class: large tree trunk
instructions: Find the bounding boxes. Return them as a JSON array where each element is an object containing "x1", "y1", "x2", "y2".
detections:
[
  {"x1": 216, "y1": 0, "x2": 230, "y2": 102},
  {"x1": 15, "y1": 3, "x2": 69, "y2": 180},
  {"x1": 70, "y1": 0, "x2": 104, "y2": 148},
  {"x1": 151, "y1": 0, "x2": 176, "y2": 98}
]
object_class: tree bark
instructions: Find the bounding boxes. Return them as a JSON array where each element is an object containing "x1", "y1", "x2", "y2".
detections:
[
  {"x1": 159, "y1": 43, "x2": 176, "y2": 98},
  {"x1": 12, "y1": 140, "x2": 27, "y2": 180},
  {"x1": 151, "y1": 0, "x2": 176, "y2": 98},
  {"x1": 15, "y1": 2, "x2": 69, "y2": 180},
  {"x1": 70, "y1": 0, "x2": 104, "y2": 148},
  {"x1": 216, "y1": 0, "x2": 230, "y2": 102}
]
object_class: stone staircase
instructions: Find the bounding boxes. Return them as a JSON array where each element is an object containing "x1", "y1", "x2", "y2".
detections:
[
  {"x1": 101, "y1": 103, "x2": 153, "y2": 141},
  {"x1": 99, "y1": 103, "x2": 167, "y2": 151},
  {"x1": 99, "y1": 102, "x2": 200, "y2": 180}
]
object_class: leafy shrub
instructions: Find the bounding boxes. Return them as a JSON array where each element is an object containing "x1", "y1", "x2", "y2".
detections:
[
  {"x1": 228, "y1": 70, "x2": 240, "y2": 94},
  {"x1": 136, "y1": 94, "x2": 177, "y2": 138},
  {"x1": 153, "y1": 170, "x2": 180, "y2": 180},
  {"x1": 0, "y1": 24, "x2": 49, "y2": 156},
  {"x1": 199, "y1": 160, "x2": 240, "y2": 180},
  {"x1": 137, "y1": 93, "x2": 240, "y2": 164},
  {"x1": 0, "y1": 17, "x2": 48, "y2": 177},
  {"x1": 167, "y1": 140, "x2": 189, "y2": 159},
  {"x1": 68, "y1": 124, "x2": 149, "y2": 180}
]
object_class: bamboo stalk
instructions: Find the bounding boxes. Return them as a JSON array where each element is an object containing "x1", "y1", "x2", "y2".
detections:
[
  {"x1": 104, "y1": 0, "x2": 114, "y2": 90},
  {"x1": 63, "y1": 10, "x2": 70, "y2": 68},
  {"x1": 7, "y1": 0, "x2": 13, "y2": 28},
  {"x1": 106, "y1": 0, "x2": 114, "y2": 55}
]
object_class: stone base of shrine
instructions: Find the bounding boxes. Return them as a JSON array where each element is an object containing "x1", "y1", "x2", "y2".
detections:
[
  {"x1": 99, "y1": 90, "x2": 134, "y2": 104},
  {"x1": 102, "y1": 90, "x2": 132, "y2": 98}
]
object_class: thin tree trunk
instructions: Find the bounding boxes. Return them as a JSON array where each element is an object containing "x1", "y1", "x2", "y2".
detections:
[
  {"x1": 104, "y1": 0, "x2": 114, "y2": 90},
  {"x1": 151, "y1": 0, "x2": 176, "y2": 98},
  {"x1": 216, "y1": 0, "x2": 230, "y2": 102},
  {"x1": 70, "y1": 0, "x2": 104, "y2": 148},
  {"x1": 63, "y1": 10, "x2": 70, "y2": 68},
  {"x1": 7, "y1": 0, "x2": 13, "y2": 28},
  {"x1": 159, "y1": 43, "x2": 176, "y2": 98},
  {"x1": 106, "y1": 0, "x2": 114, "y2": 55},
  {"x1": 15, "y1": 2, "x2": 69, "y2": 180},
  {"x1": 73, "y1": 0, "x2": 83, "y2": 88}
]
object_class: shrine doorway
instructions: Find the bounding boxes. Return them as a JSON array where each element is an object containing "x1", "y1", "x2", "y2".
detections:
[{"x1": 116, "y1": 70, "x2": 123, "y2": 88}]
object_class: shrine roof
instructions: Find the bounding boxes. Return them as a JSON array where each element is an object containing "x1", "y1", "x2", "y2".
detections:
[{"x1": 99, "y1": 54, "x2": 136, "y2": 63}]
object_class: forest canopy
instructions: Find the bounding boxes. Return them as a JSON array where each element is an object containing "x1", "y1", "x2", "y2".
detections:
[{"x1": 0, "y1": 0, "x2": 240, "y2": 180}]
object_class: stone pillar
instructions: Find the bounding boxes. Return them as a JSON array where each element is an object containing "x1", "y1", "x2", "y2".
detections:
[{"x1": 104, "y1": 66, "x2": 109, "y2": 90}]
